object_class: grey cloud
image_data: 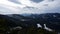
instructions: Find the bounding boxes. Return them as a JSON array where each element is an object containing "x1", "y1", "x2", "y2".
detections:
[
  {"x1": 41, "y1": 7, "x2": 60, "y2": 13},
  {"x1": 43, "y1": 4, "x2": 48, "y2": 6},
  {"x1": 30, "y1": 0, "x2": 44, "y2": 3},
  {"x1": 21, "y1": 5, "x2": 60, "y2": 14},
  {"x1": 48, "y1": 0, "x2": 54, "y2": 2},
  {"x1": 8, "y1": 0, "x2": 21, "y2": 4}
]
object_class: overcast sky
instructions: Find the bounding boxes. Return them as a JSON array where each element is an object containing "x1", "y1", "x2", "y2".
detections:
[{"x1": 0, "y1": 0, "x2": 60, "y2": 14}]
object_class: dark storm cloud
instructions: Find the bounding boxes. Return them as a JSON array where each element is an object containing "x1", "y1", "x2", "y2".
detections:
[
  {"x1": 30, "y1": 0, "x2": 44, "y2": 3},
  {"x1": 8, "y1": 0, "x2": 21, "y2": 4}
]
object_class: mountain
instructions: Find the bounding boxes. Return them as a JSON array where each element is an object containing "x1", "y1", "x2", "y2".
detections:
[
  {"x1": 39, "y1": 13, "x2": 60, "y2": 32},
  {"x1": 0, "y1": 14, "x2": 17, "y2": 28},
  {"x1": 0, "y1": 14, "x2": 29, "y2": 28},
  {"x1": 0, "y1": 13, "x2": 60, "y2": 32},
  {"x1": 23, "y1": 13, "x2": 60, "y2": 32},
  {"x1": 7, "y1": 14, "x2": 37, "y2": 27}
]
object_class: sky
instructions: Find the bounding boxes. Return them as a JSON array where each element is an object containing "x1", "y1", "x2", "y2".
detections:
[{"x1": 0, "y1": 0, "x2": 60, "y2": 14}]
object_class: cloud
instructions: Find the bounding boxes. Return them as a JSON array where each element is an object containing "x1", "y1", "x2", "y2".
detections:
[
  {"x1": 47, "y1": 0, "x2": 54, "y2": 2},
  {"x1": 0, "y1": 0, "x2": 25, "y2": 8},
  {"x1": 0, "y1": 4, "x2": 21, "y2": 14},
  {"x1": 8, "y1": 0, "x2": 21, "y2": 4},
  {"x1": 30, "y1": 0, "x2": 44, "y2": 3},
  {"x1": 0, "y1": 0, "x2": 26, "y2": 14},
  {"x1": 0, "y1": 0, "x2": 60, "y2": 14},
  {"x1": 19, "y1": 0, "x2": 60, "y2": 14}
]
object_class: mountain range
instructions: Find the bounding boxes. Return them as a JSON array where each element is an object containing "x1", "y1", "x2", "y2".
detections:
[{"x1": 0, "y1": 13, "x2": 60, "y2": 32}]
